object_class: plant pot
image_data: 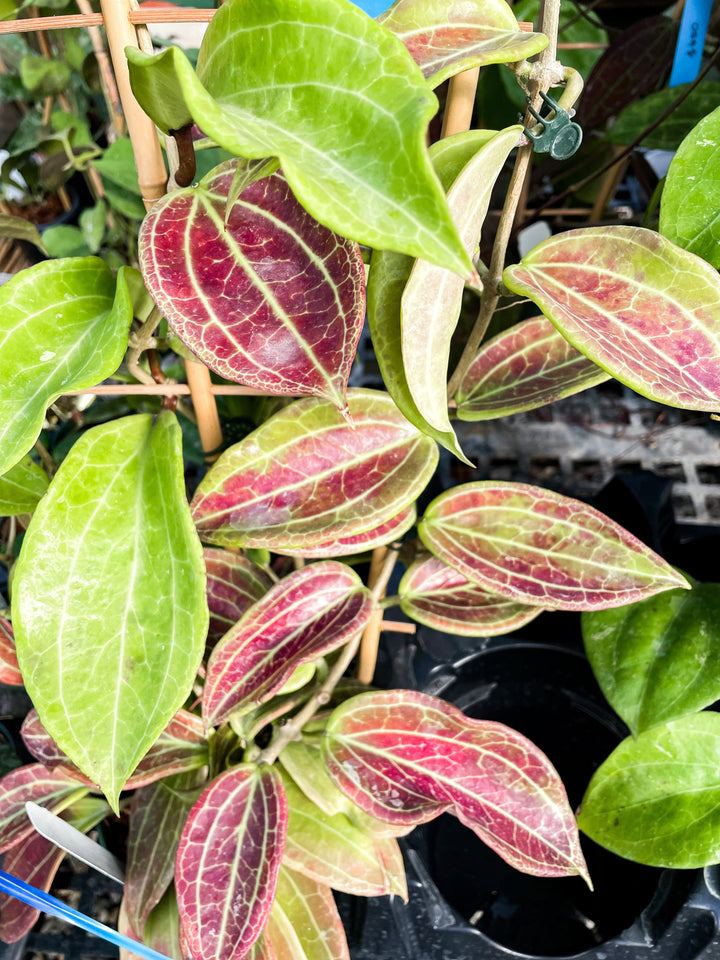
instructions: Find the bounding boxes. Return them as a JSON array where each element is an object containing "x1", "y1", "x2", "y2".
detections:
[{"x1": 338, "y1": 633, "x2": 720, "y2": 960}]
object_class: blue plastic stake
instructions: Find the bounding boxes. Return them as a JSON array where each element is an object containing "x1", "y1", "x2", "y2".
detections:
[
  {"x1": 668, "y1": 0, "x2": 712, "y2": 87},
  {"x1": 347, "y1": 0, "x2": 392, "y2": 16},
  {"x1": 0, "y1": 869, "x2": 174, "y2": 960}
]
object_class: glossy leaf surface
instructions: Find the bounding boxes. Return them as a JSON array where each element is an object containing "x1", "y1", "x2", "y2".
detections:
[
  {"x1": 607, "y1": 81, "x2": 720, "y2": 151},
  {"x1": 0, "y1": 260, "x2": 133, "y2": 476},
  {"x1": 0, "y1": 618, "x2": 22, "y2": 686},
  {"x1": 268, "y1": 867, "x2": 350, "y2": 960},
  {"x1": 191, "y1": 390, "x2": 438, "y2": 552},
  {"x1": 127, "y1": 0, "x2": 473, "y2": 277},
  {"x1": 281, "y1": 505, "x2": 417, "y2": 559},
  {"x1": 21, "y1": 708, "x2": 207, "y2": 791},
  {"x1": 324, "y1": 690, "x2": 589, "y2": 880},
  {"x1": 399, "y1": 554, "x2": 542, "y2": 636},
  {"x1": 419, "y1": 482, "x2": 688, "y2": 610},
  {"x1": 126, "y1": 772, "x2": 202, "y2": 936},
  {"x1": 0, "y1": 764, "x2": 85, "y2": 854},
  {"x1": 176, "y1": 764, "x2": 287, "y2": 960},
  {"x1": 367, "y1": 129, "x2": 503, "y2": 461},
  {"x1": 455, "y1": 315, "x2": 610, "y2": 420},
  {"x1": 12, "y1": 413, "x2": 208, "y2": 811},
  {"x1": 281, "y1": 771, "x2": 406, "y2": 898},
  {"x1": 140, "y1": 162, "x2": 365, "y2": 411},
  {"x1": 0, "y1": 457, "x2": 48, "y2": 516},
  {"x1": 379, "y1": 0, "x2": 547, "y2": 88},
  {"x1": 205, "y1": 548, "x2": 274, "y2": 644},
  {"x1": 582, "y1": 582, "x2": 720, "y2": 735},
  {"x1": 204, "y1": 562, "x2": 374, "y2": 727},
  {"x1": 578, "y1": 713, "x2": 720, "y2": 868},
  {"x1": 402, "y1": 125, "x2": 520, "y2": 442},
  {"x1": 660, "y1": 105, "x2": 720, "y2": 269},
  {"x1": 503, "y1": 226, "x2": 720, "y2": 411}
]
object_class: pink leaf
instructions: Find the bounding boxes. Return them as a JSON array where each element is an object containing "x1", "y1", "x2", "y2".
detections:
[
  {"x1": 140, "y1": 161, "x2": 365, "y2": 412},
  {"x1": 503, "y1": 226, "x2": 720, "y2": 410},
  {"x1": 203, "y1": 562, "x2": 374, "y2": 727},
  {"x1": 419, "y1": 481, "x2": 689, "y2": 610},
  {"x1": 399, "y1": 554, "x2": 542, "y2": 636},
  {"x1": 271, "y1": 506, "x2": 417, "y2": 559},
  {"x1": 176, "y1": 764, "x2": 287, "y2": 960},
  {"x1": 0, "y1": 617, "x2": 22, "y2": 686},
  {"x1": 0, "y1": 764, "x2": 86, "y2": 854},
  {"x1": 324, "y1": 690, "x2": 590, "y2": 882},
  {"x1": 190, "y1": 390, "x2": 438, "y2": 552},
  {"x1": 0, "y1": 831, "x2": 64, "y2": 941},
  {"x1": 205, "y1": 548, "x2": 274, "y2": 644},
  {"x1": 454, "y1": 315, "x2": 610, "y2": 420}
]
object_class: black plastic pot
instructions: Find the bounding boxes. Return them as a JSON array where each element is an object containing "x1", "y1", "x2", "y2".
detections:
[{"x1": 340, "y1": 632, "x2": 720, "y2": 960}]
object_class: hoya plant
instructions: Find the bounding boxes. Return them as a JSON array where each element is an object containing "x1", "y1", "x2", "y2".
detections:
[{"x1": 0, "y1": 0, "x2": 719, "y2": 957}]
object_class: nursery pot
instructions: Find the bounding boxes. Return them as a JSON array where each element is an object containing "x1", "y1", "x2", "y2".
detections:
[{"x1": 340, "y1": 632, "x2": 720, "y2": 960}]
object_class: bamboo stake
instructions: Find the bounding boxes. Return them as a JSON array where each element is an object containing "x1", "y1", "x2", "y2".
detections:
[
  {"x1": 75, "y1": 0, "x2": 125, "y2": 139},
  {"x1": 440, "y1": 67, "x2": 480, "y2": 138}
]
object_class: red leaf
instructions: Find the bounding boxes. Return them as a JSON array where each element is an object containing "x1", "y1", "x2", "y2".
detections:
[
  {"x1": 205, "y1": 548, "x2": 274, "y2": 644},
  {"x1": 176, "y1": 764, "x2": 287, "y2": 960},
  {"x1": 0, "y1": 831, "x2": 64, "y2": 941},
  {"x1": 270, "y1": 506, "x2": 417, "y2": 559},
  {"x1": 140, "y1": 161, "x2": 365, "y2": 412},
  {"x1": 419, "y1": 482, "x2": 689, "y2": 610},
  {"x1": 324, "y1": 690, "x2": 589, "y2": 882},
  {"x1": 203, "y1": 562, "x2": 374, "y2": 727},
  {"x1": 0, "y1": 764, "x2": 86, "y2": 853},
  {"x1": 22, "y1": 709, "x2": 207, "y2": 791},
  {"x1": 0, "y1": 617, "x2": 22, "y2": 686}
]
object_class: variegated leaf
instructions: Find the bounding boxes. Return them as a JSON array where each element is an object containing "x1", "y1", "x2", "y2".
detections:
[
  {"x1": 399, "y1": 554, "x2": 543, "y2": 636},
  {"x1": 379, "y1": 0, "x2": 547, "y2": 88},
  {"x1": 454, "y1": 315, "x2": 610, "y2": 420},
  {"x1": 176, "y1": 764, "x2": 287, "y2": 960},
  {"x1": 0, "y1": 618, "x2": 22, "y2": 686},
  {"x1": 419, "y1": 482, "x2": 689, "y2": 610},
  {"x1": 140, "y1": 162, "x2": 365, "y2": 412},
  {"x1": 190, "y1": 390, "x2": 438, "y2": 552},
  {"x1": 267, "y1": 866, "x2": 350, "y2": 960},
  {"x1": 0, "y1": 764, "x2": 87, "y2": 854},
  {"x1": 205, "y1": 548, "x2": 274, "y2": 644},
  {"x1": 281, "y1": 770, "x2": 407, "y2": 899},
  {"x1": 503, "y1": 226, "x2": 720, "y2": 410},
  {"x1": 203, "y1": 562, "x2": 374, "y2": 728},
  {"x1": 272, "y1": 506, "x2": 417, "y2": 559},
  {"x1": 324, "y1": 690, "x2": 589, "y2": 881}
]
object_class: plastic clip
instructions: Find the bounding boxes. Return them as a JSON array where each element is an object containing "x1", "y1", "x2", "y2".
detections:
[{"x1": 523, "y1": 92, "x2": 582, "y2": 161}]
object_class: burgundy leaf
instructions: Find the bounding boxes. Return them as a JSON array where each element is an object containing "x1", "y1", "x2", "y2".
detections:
[
  {"x1": 0, "y1": 617, "x2": 22, "y2": 686},
  {"x1": 399, "y1": 554, "x2": 543, "y2": 636},
  {"x1": 190, "y1": 390, "x2": 438, "y2": 552},
  {"x1": 324, "y1": 690, "x2": 589, "y2": 881},
  {"x1": 580, "y1": 17, "x2": 679, "y2": 130},
  {"x1": 176, "y1": 764, "x2": 287, "y2": 960},
  {"x1": 0, "y1": 764, "x2": 87, "y2": 854},
  {"x1": 454, "y1": 316, "x2": 609, "y2": 421},
  {"x1": 22, "y1": 709, "x2": 207, "y2": 791},
  {"x1": 126, "y1": 772, "x2": 203, "y2": 936},
  {"x1": 272, "y1": 506, "x2": 417, "y2": 559},
  {"x1": 205, "y1": 548, "x2": 274, "y2": 644},
  {"x1": 503, "y1": 227, "x2": 720, "y2": 411},
  {"x1": 203, "y1": 562, "x2": 374, "y2": 728},
  {"x1": 419, "y1": 482, "x2": 689, "y2": 610},
  {"x1": 140, "y1": 161, "x2": 365, "y2": 412},
  {"x1": 0, "y1": 831, "x2": 64, "y2": 941}
]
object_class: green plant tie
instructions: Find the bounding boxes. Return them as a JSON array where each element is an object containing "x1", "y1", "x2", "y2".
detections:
[{"x1": 523, "y1": 92, "x2": 583, "y2": 161}]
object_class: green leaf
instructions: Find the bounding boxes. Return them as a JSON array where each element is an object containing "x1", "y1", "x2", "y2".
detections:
[
  {"x1": 92, "y1": 137, "x2": 144, "y2": 195},
  {"x1": 660, "y1": 104, "x2": 720, "y2": 269},
  {"x1": 503, "y1": 226, "x2": 720, "y2": 411},
  {"x1": 0, "y1": 260, "x2": 135, "y2": 476},
  {"x1": 606, "y1": 81, "x2": 720, "y2": 152},
  {"x1": 582, "y1": 581, "x2": 720, "y2": 735},
  {"x1": 79, "y1": 200, "x2": 107, "y2": 254},
  {"x1": 126, "y1": 0, "x2": 473, "y2": 276},
  {"x1": 267, "y1": 866, "x2": 350, "y2": 960},
  {"x1": 41, "y1": 225, "x2": 92, "y2": 259},
  {"x1": 0, "y1": 214, "x2": 47, "y2": 253},
  {"x1": 378, "y1": 0, "x2": 547, "y2": 88},
  {"x1": 19, "y1": 53, "x2": 71, "y2": 96},
  {"x1": 578, "y1": 713, "x2": 720, "y2": 868},
  {"x1": 0, "y1": 457, "x2": 48, "y2": 516},
  {"x1": 12, "y1": 412, "x2": 208, "y2": 812}
]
